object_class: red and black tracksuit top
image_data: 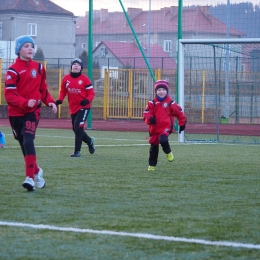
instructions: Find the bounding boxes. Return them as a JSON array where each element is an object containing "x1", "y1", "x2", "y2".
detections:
[
  {"x1": 4, "y1": 57, "x2": 55, "y2": 116},
  {"x1": 58, "y1": 73, "x2": 95, "y2": 115},
  {"x1": 143, "y1": 95, "x2": 186, "y2": 135}
]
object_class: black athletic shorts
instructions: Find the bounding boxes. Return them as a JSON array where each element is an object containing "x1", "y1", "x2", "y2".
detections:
[{"x1": 9, "y1": 108, "x2": 40, "y2": 140}]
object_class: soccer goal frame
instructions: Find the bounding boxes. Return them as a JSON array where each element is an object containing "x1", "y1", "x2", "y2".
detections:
[{"x1": 178, "y1": 38, "x2": 260, "y2": 143}]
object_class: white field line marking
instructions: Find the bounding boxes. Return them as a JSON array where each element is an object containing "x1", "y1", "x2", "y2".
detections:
[
  {"x1": 4, "y1": 141, "x2": 259, "y2": 149},
  {"x1": 0, "y1": 133, "x2": 147, "y2": 141},
  {"x1": 0, "y1": 221, "x2": 259, "y2": 250},
  {"x1": 38, "y1": 136, "x2": 150, "y2": 143},
  {"x1": 36, "y1": 135, "x2": 260, "y2": 146},
  {"x1": 4, "y1": 144, "x2": 151, "y2": 149},
  {"x1": 3, "y1": 134, "x2": 259, "y2": 147},
  {"x1": 4, "y1": 133, "x2": 260, "y2": 146}
]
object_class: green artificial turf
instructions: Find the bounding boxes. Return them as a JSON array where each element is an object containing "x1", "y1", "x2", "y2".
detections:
[{"x1": 0, "y1": 126, "x2": 259, "y2": 259}]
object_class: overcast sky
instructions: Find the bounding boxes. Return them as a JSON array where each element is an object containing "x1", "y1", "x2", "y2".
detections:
[{"x1": 51, "y1": 0, "x2": 260, "y2": 16}]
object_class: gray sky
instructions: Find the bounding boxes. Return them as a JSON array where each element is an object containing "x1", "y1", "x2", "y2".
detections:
[{"x1": 51, "y1": 0, "x2": 260, "y2": 16}]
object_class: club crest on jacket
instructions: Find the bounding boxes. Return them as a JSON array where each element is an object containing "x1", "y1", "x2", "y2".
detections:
[{"x1": 31, "y1": 69, "x2": 37, "y2": 78}]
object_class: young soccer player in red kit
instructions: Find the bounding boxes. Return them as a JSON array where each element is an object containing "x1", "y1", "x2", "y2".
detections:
[
  {"x1": 56, "y1": 58, "x2": 95, "y2": 157},
  {"x1": 143, "y1": 80, "x2": 186, "y2": 171},
  {"x1": 4, "y1": 35, "x2": 57, "y2": 191}
]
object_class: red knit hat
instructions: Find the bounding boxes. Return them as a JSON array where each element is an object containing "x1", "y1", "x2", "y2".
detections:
[{"x1": 154, "y1": 80, "x2": 169, "y2": 93}]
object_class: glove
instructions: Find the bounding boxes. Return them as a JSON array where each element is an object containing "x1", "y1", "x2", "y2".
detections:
[
  {"x1": 55, "y1": 100, "x2": 62, "y2": 106},
  {"x1": 179, "y1": 125, "x2": 186, "y2": 133},
  {"x1": 80, "y1": 99, "x2": 89, "y2": 106},
  {"x1": 149, "y1": 117, "x2": 156, "y2": 125}
]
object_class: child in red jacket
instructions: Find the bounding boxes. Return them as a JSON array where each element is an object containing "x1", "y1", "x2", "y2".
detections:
[
  {"x1": 143, "y1": 80, "x2": 186, "y2": 171},
  {"x1": 4, "y1": 35, "x2": 57, "y2": 191},
  {"x1": 56, "y1": 58, "x2": 95, "y2": 157}
]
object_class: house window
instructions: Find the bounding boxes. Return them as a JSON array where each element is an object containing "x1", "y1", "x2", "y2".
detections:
[
  {"x1": 164, "y1": 40, "x2": 172, "y2": 52},
  {"x1": 101, "y1": 66, "x2": 118, "y2": 78},
  {"x1": 100, "y1": 47, "x2": 107, "y2": 57},
  {"x1": 27, "y1": 23, "x2": 37, "y2": 36},
  {"x1": 82, "y1": 43, "x2": 86, "y2": 49}
]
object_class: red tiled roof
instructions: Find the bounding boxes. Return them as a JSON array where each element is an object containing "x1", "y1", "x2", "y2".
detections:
[
  {"x1": 0, "y1": 0, "x2": 73, "y2": 16},
  {"x1": 94, "y1": 41, "x2": 176, "y2": 69},
  {"x1": 76, "y1": 6, "x2": 245, "y2": 36}
]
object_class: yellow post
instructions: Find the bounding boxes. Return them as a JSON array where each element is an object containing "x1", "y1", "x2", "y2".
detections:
[
  {"x1": 0, "y1": 59, "x2": 2, "y2": 104},
  {"x1": 57, "y1": 68, "x2": 62, "y2": 118},
  {"x1": 128, "y1": 69, "x2": 133, "y2": 118},
  {"x1": 103, "y1": 69, "x2": 108, "y2": 120},
  {"x1": 156, "y1": 69, "x2": 161, "y2": 80},
  {"x1": 202, "y1": 70, "x2": 206, "y2": 123}
]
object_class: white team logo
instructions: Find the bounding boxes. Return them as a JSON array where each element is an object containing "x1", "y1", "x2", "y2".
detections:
[
  {"x1": 78, "y1": 80, "x2": 83, "y2": 85},
  {"x1": 66, "y1": 80, "x2": 70, "y2": 89},
  {"x1": 163, "y1": 102, "x2": 168, "y2": 108},
  {"x1": 31, "y1": 69, "x2": 37, "y2": 78}
]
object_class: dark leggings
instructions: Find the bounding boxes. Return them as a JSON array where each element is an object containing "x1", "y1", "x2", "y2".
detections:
[
  {"x1": 149, "y1": 134, "x2": 171, "y2": 166},
  {"x1": 71, "y1": 108, "x2": 92, "y2": 152}
]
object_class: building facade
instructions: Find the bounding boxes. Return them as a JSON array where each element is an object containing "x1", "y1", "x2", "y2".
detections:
[{"x1": 0, "y1": 0, "x2": 76, "y2": 67}]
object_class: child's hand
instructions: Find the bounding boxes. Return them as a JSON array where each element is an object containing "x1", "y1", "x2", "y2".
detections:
[
  {"x1": 149, "y1": 117, "x2": 156, "y2": 125},
  {"x1": 179, "y1": 125, "x2": 186, "y2": 133},
  {"x1": 28, "y1": 99, "x2": 37, "y2": 108},
  {"x1": 55, "y1": 100, "x2": 62, "y2": 106},
  {"x1": 48, "y1": 102, "x2": 57, "y2": 114},
  {"x1": 80, "y1": 99, "x2": 89, "y2": 106}
]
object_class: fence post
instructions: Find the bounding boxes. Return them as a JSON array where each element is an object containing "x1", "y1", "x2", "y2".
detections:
[
  {"x1": 103, "y1": 69, "x2": 108, "y2": 120},
  {"x1": 128, "y1": 69, "x2": 133, "y2": 118},
  {"x1": 57, "y1": 68, "x2": 62, "y2": 118}
]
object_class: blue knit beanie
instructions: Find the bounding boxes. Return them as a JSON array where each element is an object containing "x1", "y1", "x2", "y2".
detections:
[{"x1": 15, "y1": 35, "x2": 35, "y2": 55}]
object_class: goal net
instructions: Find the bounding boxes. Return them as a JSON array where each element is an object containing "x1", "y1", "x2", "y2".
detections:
[{"x1": 178, "y1": 38, "x2": 260, "y2": 144}]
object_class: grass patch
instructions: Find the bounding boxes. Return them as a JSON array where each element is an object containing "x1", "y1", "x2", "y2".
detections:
[{"x1": 0, "y1": 126, "x2": 259, "y2": 259}]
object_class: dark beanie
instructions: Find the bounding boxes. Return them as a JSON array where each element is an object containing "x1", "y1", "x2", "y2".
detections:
[{"x1": 71, "y1": 58, "x2": 83, "y2": 71}]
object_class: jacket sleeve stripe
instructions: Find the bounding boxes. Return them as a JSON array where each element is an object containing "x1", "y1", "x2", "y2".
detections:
[
  {"x1": 85, "y1": 85, "x2": 93, "y2": 90},
  {"x1": 5, "y1": 84, "x2": 16, "y2": 89},
  {"x1": 7, "y1": 69, "x2": 18, "y2": 75}
]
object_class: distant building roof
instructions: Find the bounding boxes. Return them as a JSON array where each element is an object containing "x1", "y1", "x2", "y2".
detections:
[
  {"x1": 94, "y1": 41, "x2": 176, "y2": 69},
  {"x1": 76, "y1": 6, "x2": 245, "y2": 36},
  {"x1": 0, "y1": 0, "x2": 73, "y2": 16}
]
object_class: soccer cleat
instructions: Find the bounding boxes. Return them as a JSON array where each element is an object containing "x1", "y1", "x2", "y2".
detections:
[
  {"x1": 34, "y1": 167, "x2": 45, "y2": 189},
  {"x1": 166, "y1": 152, "x2": 174, "y2": 162},
  {"x1": 22, "y1": 177, "x2": 35, "y2": 192},
  {"x1": 71, "y1": 151, "x2": 81, "y2": 157},
  {"x1": 88, "y1": 137, "x2": 95, "y2": 154},
  {"x1": 148, "y1": 166, "x2": 156, "y2": 171}
]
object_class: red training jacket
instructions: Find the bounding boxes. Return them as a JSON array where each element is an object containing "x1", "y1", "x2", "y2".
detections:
[
  {"x1": 143, "y1": 95, "x2": 186, "y2": 135},
  {"x1": 4, "y1": 58, "x2": 55, "y2": 116},
  {"x1": 58, "y1": 73, "x2": 95, "y2": 115}
]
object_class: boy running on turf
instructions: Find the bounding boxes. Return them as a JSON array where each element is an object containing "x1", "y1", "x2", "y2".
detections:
[
  {"x1": 56, "y1": 58, "x2": 95, "y2": 157},
  {"x1": 4, "y1": 35, "x2": 57, "y2": 191},
  {"x1": 143, "y1": 80, "x2": 186, "y2": 171}
]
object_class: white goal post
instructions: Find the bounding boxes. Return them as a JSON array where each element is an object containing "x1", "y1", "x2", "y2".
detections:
[{"x1": 178, "y1": 38, "x2": 260, "y2": 143}]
